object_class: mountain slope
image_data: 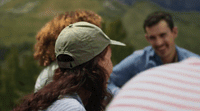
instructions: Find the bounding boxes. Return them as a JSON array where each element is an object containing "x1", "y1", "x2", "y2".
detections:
[
  {"x1": 0, "y1": 0, "x2": 104, "y2": 46},
  {"x1": 122, "y1": 1, "x2": 200, "y2": 55}
]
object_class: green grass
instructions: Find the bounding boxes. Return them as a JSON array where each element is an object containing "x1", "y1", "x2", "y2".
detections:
[{"x1": 0, "y1": 0, "x2": 104, "y2": 46}]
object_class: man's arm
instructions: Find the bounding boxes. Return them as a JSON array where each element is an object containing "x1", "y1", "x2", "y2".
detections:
[{"x1": 108, "y1": 50, "x2": 145, "y2": 95}]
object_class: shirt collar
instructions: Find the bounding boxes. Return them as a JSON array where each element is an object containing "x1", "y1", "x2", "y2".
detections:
[
  {"x1": 149, "y1": 45, "x2": 179, "y2": 63},
  {"x1": 149, "y1": 46, "x2": 155, "y2": 57},
  {"x1": 175, "y1": 45, "x2": 183, "y2": 61},
  {"x1": 148, "y1": 46, "x2": 163, "y2": 65},
  {"x1": 58, "y1": 93, "x2": 84, "y2": 106}
]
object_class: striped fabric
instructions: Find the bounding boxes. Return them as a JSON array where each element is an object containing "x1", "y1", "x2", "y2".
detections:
[
  {"x1": 45, "y1": 93, "x2": 86, "y2": 111},
  {"x1": 106, "y1": 57, "x2": 200, "y2": 111}
]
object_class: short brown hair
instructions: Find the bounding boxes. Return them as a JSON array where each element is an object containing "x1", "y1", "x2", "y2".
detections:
[
  {"x1": 143, "y1": 11, "x2": 174, "y2": 32},
  {"x1": 34, "y1": 10, "x2": 102, "y2": 66}
]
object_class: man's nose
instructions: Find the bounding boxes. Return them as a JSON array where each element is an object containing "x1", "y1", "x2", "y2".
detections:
[{"x1": 155, "y1": 37, "x2": 164, "y2": 46}]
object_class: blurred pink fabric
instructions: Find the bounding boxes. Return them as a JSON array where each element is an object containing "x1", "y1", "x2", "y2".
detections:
[{"x1": 107, "y1": 57, "x2": 200, "y2": 111}]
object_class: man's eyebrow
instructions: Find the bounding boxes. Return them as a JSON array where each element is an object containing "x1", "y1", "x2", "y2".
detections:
[{"x1": 159, "y1": 33, "x2": 166, "y2": 36}]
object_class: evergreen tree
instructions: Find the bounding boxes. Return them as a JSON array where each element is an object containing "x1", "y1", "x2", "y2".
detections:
[
  {"x1": 1, "y1": 46, "x2": 20, "y2": 110},
  {"x1": 102, "y1": 19, "x2": 134, "y2": 65},
  {"x1": 0, "y1": 45, "x2": 42, "y2": 111}
]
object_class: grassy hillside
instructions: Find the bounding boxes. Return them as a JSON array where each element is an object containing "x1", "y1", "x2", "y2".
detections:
[
  {"x1": 0, "y1": 0, "x2": 104, "y2": 46},
  {"x1": 1, "y1": 0, "x2": 199, "y2": 52},
  {"x1": 172, "y1": 12, "x2": 200, "y2": 53},
  {"x1": 99, "y1": 0, "x2": 129, "y2": 20},
  {"x1": 122, "y1": 1, "x2": 200, "y2": 55},
  {"x1": 0, "y1": 1, "x2": 200, "y2": 110}
]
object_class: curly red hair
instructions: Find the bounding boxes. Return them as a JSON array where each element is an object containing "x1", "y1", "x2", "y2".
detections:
[{"x1": 34, "y1": 10, "x2": 102, "y2": 66}]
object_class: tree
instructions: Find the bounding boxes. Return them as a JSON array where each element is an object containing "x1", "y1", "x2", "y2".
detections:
[
  {"x1": 1, "y1": 46, "x2": 20, "y2": 110},
  {"x1": 102, "y1": 19, "x2": 134, "y2": 65},
  {"x1": 0, "y1": 44, "x2": 42, "y2": 111}
]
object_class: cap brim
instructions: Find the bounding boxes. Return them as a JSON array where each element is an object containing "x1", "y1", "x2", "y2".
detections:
[{"x1": 110, "y1": 40, "x2": 126, "y2": 46}]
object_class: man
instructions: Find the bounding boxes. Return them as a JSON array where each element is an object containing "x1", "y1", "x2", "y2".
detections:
[
  {"x1": 106, "y1": 57, "x2": 200, "y2": 111},
  {"x1": 108, "y1": 11, "x2": 200, "y2": 95}
]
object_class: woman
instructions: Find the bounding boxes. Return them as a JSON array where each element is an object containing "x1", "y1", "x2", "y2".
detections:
[
  {"x1": 34, "y1": 10, "x2": 102, "y2": 92},
  {"x1": 13, "y1": 22, "x2": 125, "y2": 111}
]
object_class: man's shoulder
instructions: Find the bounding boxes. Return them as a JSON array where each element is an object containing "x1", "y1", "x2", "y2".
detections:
[
  {"x1": 176, "y1": 46, "x2": 200, "y2": 59},
  {"x1": 129, "y1": 46, "x2": 152, "y2": 58},
  {"x1": 115, "y1": 46, "x2": 152, "y2": 67}
]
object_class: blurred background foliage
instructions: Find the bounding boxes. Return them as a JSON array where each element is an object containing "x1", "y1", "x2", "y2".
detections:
[{"x1": 0, "y1": 0, "x2": 200, "y2": 110}]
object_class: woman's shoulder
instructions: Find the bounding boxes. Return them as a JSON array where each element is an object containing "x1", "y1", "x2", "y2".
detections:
[{"x1": 46, "y1": 97, "x2": 86, "y2": 111}]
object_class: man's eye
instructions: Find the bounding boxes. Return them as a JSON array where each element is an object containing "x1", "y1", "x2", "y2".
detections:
[
  {"x1": 149, "y1": 36, "x2": 155, "y2": 40},
  {"x1": 160, "y1": 33, "x2": 166, "y2": 38}
]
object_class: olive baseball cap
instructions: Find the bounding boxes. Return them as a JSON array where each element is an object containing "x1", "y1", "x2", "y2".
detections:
[{"x1": 55, "y1": 21, "x2": 126, "y2": 68}]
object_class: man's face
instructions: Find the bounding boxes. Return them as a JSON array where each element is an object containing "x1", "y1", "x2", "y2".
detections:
[{"x1": 145, "y1": 20, "x2": 178, "y2": 59}]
